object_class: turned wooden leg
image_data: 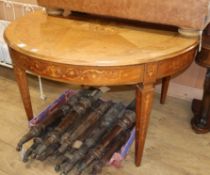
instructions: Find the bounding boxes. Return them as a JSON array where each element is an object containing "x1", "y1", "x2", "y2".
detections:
[
  {"x1": 191, "y1": 69, "x2": 210, "y2": 133},
  {"x1": 160, "y1": 76, "x2": 171, "y2": 104},
  {"x1": 135, "y1": 83, "x2": 155, "y2": 166},
  {"x1": 13, "y1": 65, "x2": 33, "y2": 121}
]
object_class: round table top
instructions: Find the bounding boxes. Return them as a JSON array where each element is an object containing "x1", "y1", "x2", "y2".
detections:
[{"x1": 4, "y1": 12, "x2": 198, "y2": 67}]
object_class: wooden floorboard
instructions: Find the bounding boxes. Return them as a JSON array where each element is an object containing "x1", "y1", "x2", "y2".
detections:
[
  {"x1": 0, "y1": 169, "x2": 9, "y2": 175},
  {"x1": 1, "y1": 66, "x2": 210, "y2": 175}
]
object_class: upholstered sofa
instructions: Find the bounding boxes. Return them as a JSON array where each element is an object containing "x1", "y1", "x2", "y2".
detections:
[{"x1": 37, "y1": 0, "x2": 210, "y2": 30}]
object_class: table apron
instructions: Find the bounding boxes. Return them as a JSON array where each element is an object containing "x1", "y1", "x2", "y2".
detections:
[
  {"x1": 10, "y1": 47, "x2": 197, "y2": 86},
  {"x1": 157, "y1": 48, "x2": 197, "y2": 79},
  {"x1": 10, "y1": 49, "x2": 145, "y2": 86}
]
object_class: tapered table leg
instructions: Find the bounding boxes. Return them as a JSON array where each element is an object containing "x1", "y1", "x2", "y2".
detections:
[
  {"x1": 13, "y1": 66, "x2": 33, "y2": 121},
  {"x1": 135, "y1": 83, "x2": 155, "y2": 166},
  {"x1": 160, "y1": 76, "x2": 171, "y2": 104}
]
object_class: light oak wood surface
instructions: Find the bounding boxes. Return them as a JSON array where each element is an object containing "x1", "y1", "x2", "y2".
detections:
[{"x1": 4, "y1": 12, "x2": 198, "y2": 66}]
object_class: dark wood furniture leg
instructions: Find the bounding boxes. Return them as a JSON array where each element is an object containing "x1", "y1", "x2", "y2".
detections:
[
  {"x1": 135, "y1": 83, "x2": 155, "y2": 166},
  {"x1": 192, "y1": 69, "x2": 210, "y2": 133},
  {"x1": 13, "y1": 65, "x2": 33, "y2": 121},
  {"x1": 160, "y1": 76, "x2": 171, "y2": 104}
]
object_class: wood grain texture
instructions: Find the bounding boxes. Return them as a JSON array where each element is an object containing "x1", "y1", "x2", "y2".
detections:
[
  {"x1": 0, "y1": 142, "x2": 57, "y2": 175},
  {"x1": 157, "y1": 48, "x2": 196, "y2": 78},
  {"x1": 160, "y1": 76, "x2": 171, "y2": 104},
  {"x1": 135, "y1": 84, "x2": 155, "y2": 166},
  {"x1": 13, "y1": 65, "x2": 33, "y2": 120},
  {"x1": 37, "y1": 0, "x2": 210, "y2": 30},
  {"x1": 4, "y1": 12, "x2": 198, "y2": 67},
  {"x1": 2, "y1": 67, "x2": 210, "y2": 175},
  {"x1": 10, "y1": 49, "x2": 144, "y2": 86},
  {"x1": 4, "y1": 11, "x2": 198, "y2": 168},
  {"x1": 0, "y1": 170, "x2": 8, "y2": 175}
]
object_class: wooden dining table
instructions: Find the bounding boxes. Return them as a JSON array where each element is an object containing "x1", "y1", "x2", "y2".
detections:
[{"x1": 4, "y1": 11, "x2": 198, "y2": 167}]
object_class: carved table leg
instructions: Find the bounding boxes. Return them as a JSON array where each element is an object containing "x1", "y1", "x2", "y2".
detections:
[
  {"x1": 160, "y1": 76, "x2": 171, "y2": 104},
  {"x1": 135, "y1": 83, "x2": 155, "y2": 166},
  {"x1": 191, "y1": 69, "x2": 210, "y2": 133},
  {"x1": 13, "y1": 65, "x2": 33, "y2": 121}
]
